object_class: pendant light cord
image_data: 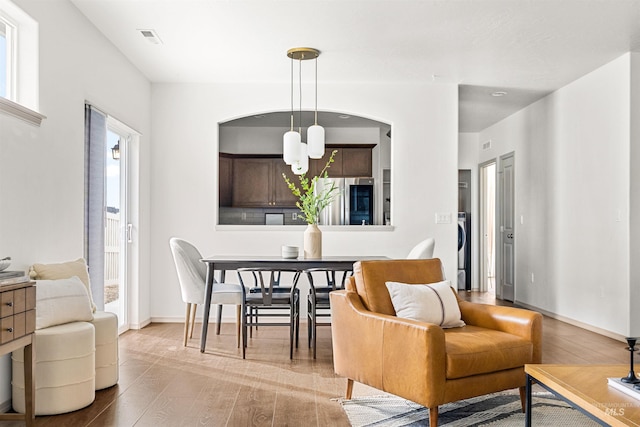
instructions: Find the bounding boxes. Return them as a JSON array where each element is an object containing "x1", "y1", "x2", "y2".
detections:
[
  {"x1": 314, "y1": 57, "x2": 318, "y2": 125},
  {"x1": 298, "y1": 57, "x2": 302, "y2": 134},
  {"x1": 290, "y1": 55, "x2": 294, "y2": 131}
]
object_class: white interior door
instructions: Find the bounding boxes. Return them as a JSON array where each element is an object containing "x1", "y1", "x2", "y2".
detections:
[
  {"x1": 479, "y1": 160, "x2": 496, "y2": 294},
  {"x1": 498, "y1": 153, "x2": 515, "y2": 301}
]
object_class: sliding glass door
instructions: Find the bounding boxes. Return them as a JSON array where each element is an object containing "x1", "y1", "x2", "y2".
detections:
[
  {"x1": 85, "y1": 105, "x2": 137, "y2": 333},
  {"x1": 104, "y1": 126, "x2": 128, "y2": 330}
]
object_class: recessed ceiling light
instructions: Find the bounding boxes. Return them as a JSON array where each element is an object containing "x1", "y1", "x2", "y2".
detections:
[
  {"x1": 491, "y1": 91, "x2": 507, "y2": 97},
  {"x1": 339, "y1": 115, "x2": 351, "y2": 119},
  {"x1": 138, "y1": 29, "x2": 163, "y2": 45}
]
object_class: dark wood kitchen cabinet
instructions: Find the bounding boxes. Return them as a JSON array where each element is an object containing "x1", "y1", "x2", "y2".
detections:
[
  {"x1": 309, "y1": 145, "x2": 374, "y2": 177},
  {"x1": 219, "y1": 154, "x2": 233, "y2": 207},
  {"x1": 342, "y1": 146, "x2": 373, "y2": 177},
  {"x1": 272, "y1": 160, "x2": 299, "y2": 207},
  {"x1": 232, "y1": 157, "x2": 298, "y2": 207},
  {"x1": 309, "y1": 148, "x2": 343, "y2": 177}
]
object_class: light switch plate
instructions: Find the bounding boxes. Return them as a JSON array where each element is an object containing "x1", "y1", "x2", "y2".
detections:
[{"x1": 435, "y1": 212, "x2": 451, "y2": 224}]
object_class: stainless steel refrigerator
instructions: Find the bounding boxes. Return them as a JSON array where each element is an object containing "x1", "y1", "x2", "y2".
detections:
[{"x1": 317, "y1": 177, "x2": 375, "y2": 225}]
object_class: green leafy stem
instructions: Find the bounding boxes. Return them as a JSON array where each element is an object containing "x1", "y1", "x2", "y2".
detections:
[{"x1": 282, "y1": 150, "x2": 340, "y2": 225}]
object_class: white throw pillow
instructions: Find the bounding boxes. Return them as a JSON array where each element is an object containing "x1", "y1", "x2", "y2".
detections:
[
  {"x1": 35, "y1": 276, "x2": 94, "y2": 330},
  {"x1": 29, "y1": 258, "x2": 97, "y2": 312},
  {"x1": 385, "y1": 280, "x2": 465, "y2": 328}
]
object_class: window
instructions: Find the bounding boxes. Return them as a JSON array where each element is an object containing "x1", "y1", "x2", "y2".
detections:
[
  {"x1": 0, "y1": 0, "x2": 43, "y2": 125},
  {"x1": 0, "y1": 16, "x2": 14, "y2": 100}
]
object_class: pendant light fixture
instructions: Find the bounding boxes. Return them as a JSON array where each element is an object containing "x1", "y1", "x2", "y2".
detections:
[
  {"x1": 283, "y1": 47, "x2": 325, "y2": 174},
  {"x1": 283, "y1": 52, "x2": 301, "y2": 165},
  {"x1": 306, "y1": 49, "x2": 325, "y2": 159}
]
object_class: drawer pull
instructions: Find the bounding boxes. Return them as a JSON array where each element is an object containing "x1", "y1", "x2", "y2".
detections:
[
  {"x1": 6, "y1": 327, "x2": 13, "y2": 333},
  {"x1": 6, "y1": 302, "x2": 12, "y2": 307}
]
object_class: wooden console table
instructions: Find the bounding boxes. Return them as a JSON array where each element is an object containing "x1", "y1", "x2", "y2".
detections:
[
  {"x1": 0, "y1": 281, "x2": 36, "y2": 426},
  {"x1": 525, "y1": 364, "x2": 640, "y2": 426}
]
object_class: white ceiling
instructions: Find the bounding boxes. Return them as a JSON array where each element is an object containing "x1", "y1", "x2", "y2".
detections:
[{"x1": 70, "y1": 0, "x2": 640, "y2": 132}]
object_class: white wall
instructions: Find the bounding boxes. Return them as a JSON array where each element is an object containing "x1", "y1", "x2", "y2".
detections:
[
  {"x1": 478, "y1": 53, "x2": 632, "y2": 336},
  {"x1": 150, "y1": 82, "x2": 459, "y2": 321},
  {"x1": 0, "y1": 0, "x2": 150, "y2": 408}
]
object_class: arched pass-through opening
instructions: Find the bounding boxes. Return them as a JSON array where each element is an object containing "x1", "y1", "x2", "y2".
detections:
[{"x1": 218, "y1": 111, "x2": 392, "y2": 226}]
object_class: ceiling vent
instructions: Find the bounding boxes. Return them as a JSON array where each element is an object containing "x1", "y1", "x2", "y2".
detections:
[{"x1": 138, "y1": 29, "x2": 162, "y2": 45}]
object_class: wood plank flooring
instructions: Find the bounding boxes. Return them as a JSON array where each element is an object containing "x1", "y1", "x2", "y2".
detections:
[{"x1": 4, "y1": 292, "x2": 630, "y2": 426}]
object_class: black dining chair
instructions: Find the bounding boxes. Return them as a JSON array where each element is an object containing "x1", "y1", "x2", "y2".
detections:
[
  {"x1": 304, "y1": 267, "x2": 352, "y2": 359},
  {"x1": 237, "y1": 268, "x2": 301, "y2": 359}
]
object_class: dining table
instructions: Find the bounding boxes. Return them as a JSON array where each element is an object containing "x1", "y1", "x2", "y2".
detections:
[{"x1": 198, "y1": 255, "x2": 388, "y2": 353}]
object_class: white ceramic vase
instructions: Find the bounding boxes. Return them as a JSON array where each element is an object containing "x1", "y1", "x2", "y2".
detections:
[{"x1": 304, "y1": 223, "x2": 322, "y2": 259}]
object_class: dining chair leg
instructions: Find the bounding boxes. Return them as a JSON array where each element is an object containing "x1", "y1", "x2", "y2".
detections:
[
  {"x1": 309, "y1": 297, "x2": 317, "y2": 358},
  {"x1": 254, "y1": 306, "x2": 259, "y2": 331},
  {"x1": 189, "y1": 303, "x2": 197, "y2": 339},
  {"x1": 295, "y1": 295, "x2": 300, "y2": 348},
  {"x1": 312, "y1": 311, "x2": 317, "y2": 359},
  {"x1": 289, "y1": 305, "x2": 294, "y2": 359},
  {"x1": 236, "y1": 304, "x2": 241, "y2": 348},
  {"x1": 242, "y1": 304, "x2": 248, "y2": 359},
  {"x1": 183, "y1": 303, "x2": 192, "y2": 346},
  {"x1": 249, "y1": 307, "x2": 255, "y2": 338},
  {"x1": 307, "y1": 298, "x2": 313, "y2": 348},
  {"x1": 216, "y1": 304, "x2": 223, "y2": 335}
]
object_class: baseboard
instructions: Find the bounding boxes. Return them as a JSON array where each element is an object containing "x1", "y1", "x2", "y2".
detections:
[
  {"x1": 0, "y1": 399, "x2": 11, "y2": 413},
  {"x1": 515, "y1": 300, "x2": 626, "y2": 342},
  {"x1": 129, "y1": 318, "x2": 151, "y2": 330},
  {"x1": 150, "y1": 317, "x2": 184, "y2": 324}
]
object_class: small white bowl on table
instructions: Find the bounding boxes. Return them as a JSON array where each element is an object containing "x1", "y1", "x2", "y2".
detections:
[{"x1": 281, "y1": 246, "x2": 299, "y2": 259}]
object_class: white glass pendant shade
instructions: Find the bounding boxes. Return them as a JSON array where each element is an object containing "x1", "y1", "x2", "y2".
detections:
[
  {"x1": 307, "y1": 124, "x2": 325, "y2": 159},
  {"x1": 292, "y1": 143, "x2": 309, "y2": 175},
  {"x1": 283, "y1": 130, "x2": 301, "y2": 165}
]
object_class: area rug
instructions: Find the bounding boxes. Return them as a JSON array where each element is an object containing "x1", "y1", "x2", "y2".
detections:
[{"x1": 339, "y1": 391, "x2": 600, "y2": 426}]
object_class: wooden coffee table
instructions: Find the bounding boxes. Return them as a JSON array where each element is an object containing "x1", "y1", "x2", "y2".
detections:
[{"x1": 525, "y1": 364, "x2": 640, "y2": 426}]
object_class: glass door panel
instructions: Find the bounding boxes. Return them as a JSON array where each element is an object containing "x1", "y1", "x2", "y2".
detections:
[{"x1": 105, "y1": 128, "x2": 127, "y2": 329}]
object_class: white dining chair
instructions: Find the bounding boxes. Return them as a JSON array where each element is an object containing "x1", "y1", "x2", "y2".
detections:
[
  {"x1": 406, "y1": 237, "x2": 436, "y2": 259},
  {"x1": 169, "y1": 237, "x2": 244, "y2": 347}
]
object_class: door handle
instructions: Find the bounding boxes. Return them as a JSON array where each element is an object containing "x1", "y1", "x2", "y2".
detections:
[{"x1": 127, "y1": 223, "x2": 133, "y2": 243}]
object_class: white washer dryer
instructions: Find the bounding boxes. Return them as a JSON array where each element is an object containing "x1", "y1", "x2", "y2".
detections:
[
  {"x1": 458, "y1": 212, "x2": 467, "y2": 269},
  {"x1": 458, "y1": 212, "x2": 467, "y2": 290}
]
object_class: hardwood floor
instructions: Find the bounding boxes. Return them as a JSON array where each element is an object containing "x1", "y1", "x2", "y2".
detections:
[{"x1": 6, "y1": 292, "x2": 630, "y2": 426}]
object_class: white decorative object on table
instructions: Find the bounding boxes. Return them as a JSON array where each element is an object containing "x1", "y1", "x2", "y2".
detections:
[
  {"x1": 303, "y1": 225, "x2": 322, "y2": 259},
  {"x1": 0, "y1": 256, "x2": 11, "y2": 271},
  {"x1": 281, "y1": 245, "x2": 299, "y2": 259}
]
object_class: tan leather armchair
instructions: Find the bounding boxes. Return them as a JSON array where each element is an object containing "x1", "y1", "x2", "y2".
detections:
[{"x1": 330, "y1": 259, "x2": 542, "y2": 427}]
